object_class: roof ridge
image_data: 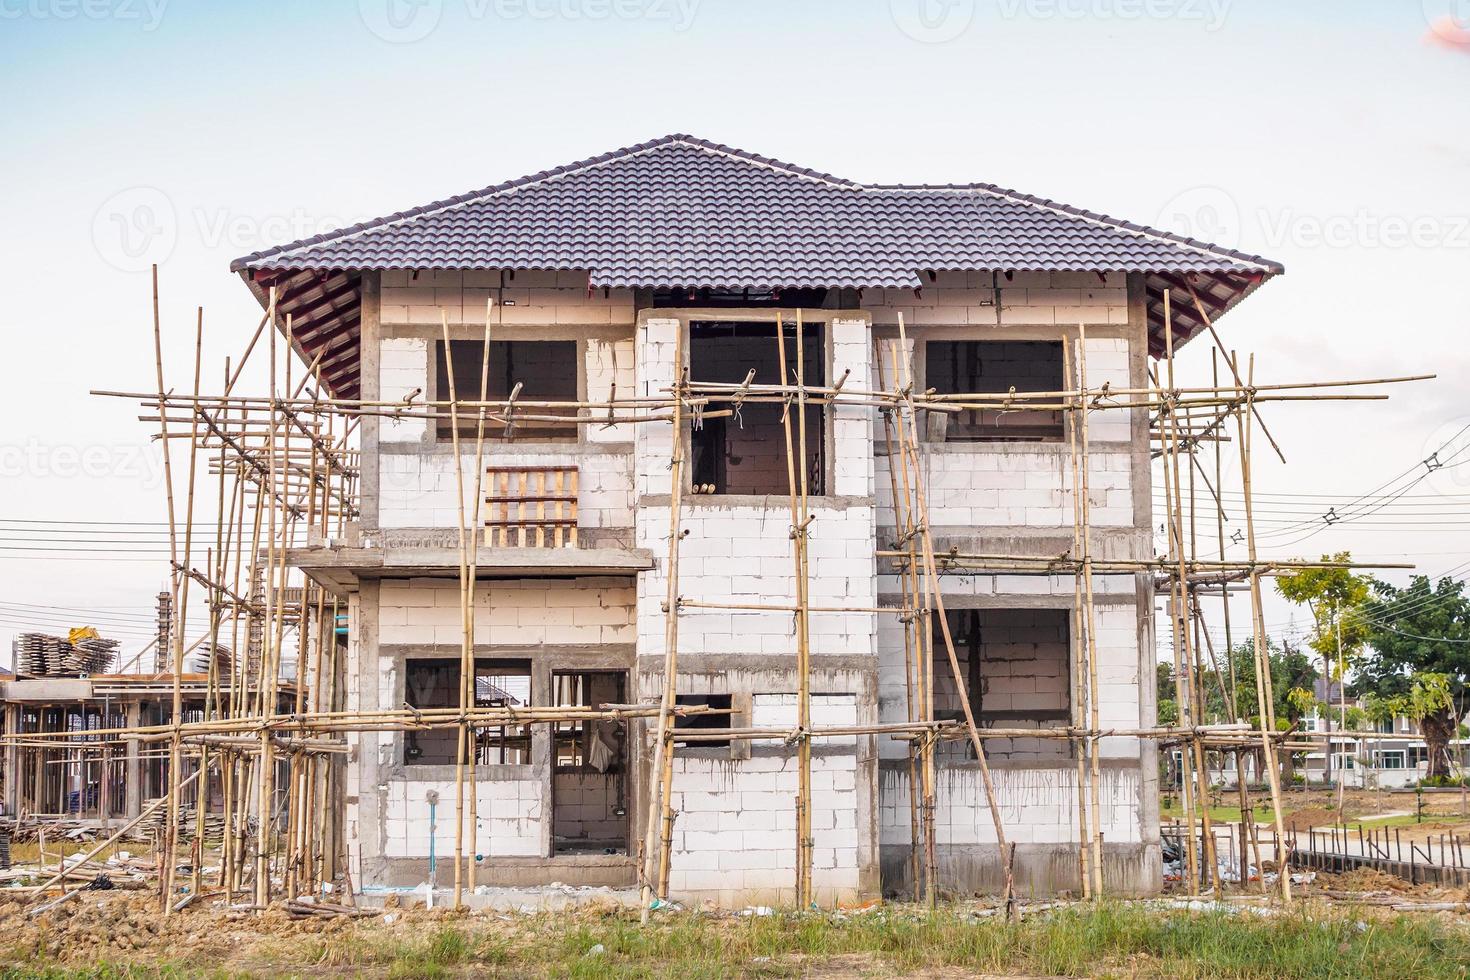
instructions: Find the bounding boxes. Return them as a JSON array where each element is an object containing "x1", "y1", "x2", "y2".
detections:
[{"x1": 230, "y1": 134, "x2": 859, "y2": 271}]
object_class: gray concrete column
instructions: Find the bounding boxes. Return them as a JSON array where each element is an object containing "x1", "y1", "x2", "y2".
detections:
[
  {"x1": 124, "y1": 701, "x2": 142, "y2": 819},
  {"x1": 2, "y1": 704, "x2": 18, "y2": 817}
]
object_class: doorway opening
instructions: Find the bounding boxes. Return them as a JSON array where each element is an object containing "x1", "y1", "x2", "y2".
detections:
[{"x1": 551, "y1": 670, "x2": 629, "y2": 855}]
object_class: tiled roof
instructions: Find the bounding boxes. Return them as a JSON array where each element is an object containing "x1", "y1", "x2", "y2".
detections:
[
  {"x1": 232, "y1": 135, "x2": 1282, "y2": 398},
  {"x1": 233, "y1": 134, "x2": 1280, "y2": 287}
]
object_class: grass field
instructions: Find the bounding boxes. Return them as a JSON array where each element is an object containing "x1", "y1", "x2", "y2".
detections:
[{"x1": 4, "y1": 902, "x2": 1470, "y2": 979}]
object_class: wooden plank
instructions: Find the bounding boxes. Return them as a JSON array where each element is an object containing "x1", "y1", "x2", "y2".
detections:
[
  {"x1": 553, "y1": 470, "x2": 565, "y2": 548},
  {"x1": 569, "y1": 469, "x2": 579, "y2": 547},
  {"x1": 536, "y1": 471, "x2": 547, "y2": 549}
]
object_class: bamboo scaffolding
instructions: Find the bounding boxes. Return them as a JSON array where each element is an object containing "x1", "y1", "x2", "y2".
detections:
[{"x1": 46, "y1": 267, "x2": 1431, "y2": 923}]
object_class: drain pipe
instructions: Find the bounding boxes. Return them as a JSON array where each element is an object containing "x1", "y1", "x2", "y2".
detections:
[{"x1": 426, "y1": 790, "x2": 439, "y2": 909}]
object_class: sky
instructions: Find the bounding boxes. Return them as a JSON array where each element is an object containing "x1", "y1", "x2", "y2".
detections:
[{"x1": 0, "y1": 0, "x2": 1467, "y2": 666}]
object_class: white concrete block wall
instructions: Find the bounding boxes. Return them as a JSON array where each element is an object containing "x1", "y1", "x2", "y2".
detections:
[
  {"x1": 861, "y1": 270, "x2": 1129, "y2": 327},
  {"x1": 377, "y1": 450, "x2": 633, "y2": 532},
  {"x1": 380, "y1": 338, "x2": 429, "y2": 443},
  {"x1": 378, "y1": 577, "x2": 635, "y2": 648},
  {"x1": 636, "y1": 504, "x2": 876, "y2": 658},
  {"x1": 379, "y1": 269, "x2": 636, "y2": 327},
  {"x1": 1081, "y1": 337, "x2": 1131, "y2": 443},
  {"x1": 831, "y1": 317, "x2": 875, "y2": 499},
  {"x1": 876, "y1": 448, "x2": 1134, "y2": 530},
  {"x1": 382, "y1": 777, "x2": 542, "y2": 858},
  {"x1": 752, "y1": 693, "x2": 859, "y2": 746},
  {"x1": 634, "y1": 317, "x2": 679, "y2": 497},
  {"x1": 668, "y1": 694, "x2": 861, "y2": 901},
  {"x1": 879, "y1": 764, "x2": 1143, "y2": 847},
  {"x1": 585, "y1": 336, "x2": 637, "y2": 446},
  {"x1": 1093, "y1": 605, "x2": 1142, "y2": 759}
]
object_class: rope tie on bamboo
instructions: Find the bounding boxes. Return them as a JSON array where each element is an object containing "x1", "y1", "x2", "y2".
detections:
[{"x1": 502, "y1": 381, "x2": 522, "y2": 438}]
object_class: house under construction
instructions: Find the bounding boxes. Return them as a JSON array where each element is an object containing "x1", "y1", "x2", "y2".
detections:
[
  {"x1": 229, "y1": 133, "x2": 1277, "y2": 903},
  {"x1": 16, "y1": 134, "x2": 1423, "y2": 913}
]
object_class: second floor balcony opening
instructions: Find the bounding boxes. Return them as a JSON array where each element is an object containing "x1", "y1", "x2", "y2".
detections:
[
  {"x1": 435, "y1": 339, "x2": 579, "y2": 442},
  {"x1": 688, "y1": 320, "x2": 826, "y2": 496},
  {"x1": 924, "y1": 340, "x2": 1065, "y2": 444}
]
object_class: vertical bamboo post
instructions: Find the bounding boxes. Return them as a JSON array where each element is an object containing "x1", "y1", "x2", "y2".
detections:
[
  {"x1": 465, "y1": 301, "x2": 495, "y2": 893},
  {"x1": 1158, "y1": 301, "x2": 1201, "y2": 892},
  {"x1": 1062, "y1": 336, "x2": 1091, "y2": 899},
  {"x1": 639, "y1": 320, "x2": 687, "y2": 922},
  {"x1": 873, "y1": 334, "x2": 928, "y2": 900},
  {"x1": 776, "y1": 311, "x2": 815, "y2": 907},
  {"x1": 441, "y1": 311, "x2": 471, "y2": 909},
  {"x1": 893, "y1": 314, "x2": 1015, "y2": 911},
  {"x1": 1234, "y1": 354, "x2": 1291, "y2": 902},
  {"x1": 1075, "y1": 324, "x2": 1104, "y2": 898},
  {"x1": 886, "y1": 340, "x2": 939, "y2": 906}
]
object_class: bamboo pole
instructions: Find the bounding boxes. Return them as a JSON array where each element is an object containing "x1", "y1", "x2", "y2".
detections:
[
  {"x1": 1063, "y1": 336, "x2": 1091, "y2": 899},
  {"x1": 874, "y1": 332, "x2": 927, "y2": 901},
  {"x1": 776, "y1": 311, "x2": 816, "y2": 907},
  {"x1": 441, "y1": 310, "x2": 470, "y2": 909},
  {"x1": 893, "y1": 314, "x2": 1015, "y2": 911},
  {"x1": 1235, "y1": 353, "x2": 1292, "y2": 903},
  {"x1": 465, "y1": 301, "x2": 495, "y2": 893},
  {"x1": 639, "y1": 321, "x2": 687, "y2": 922},
  {"x1": 1076, "y1": 324, "x2": 1104, "y2": 898}
]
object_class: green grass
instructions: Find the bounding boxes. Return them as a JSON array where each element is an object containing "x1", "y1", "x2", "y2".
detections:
[
  {"x1": 1161, "y1": 802, "x2": 1247, "y2": 823},
  {"x1": 7, "y1": 904, "x2": 1470, "y2": 978}
]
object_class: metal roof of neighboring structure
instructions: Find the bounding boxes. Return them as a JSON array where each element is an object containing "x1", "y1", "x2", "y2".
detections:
[{"x1": 233, "y1": 134, "x2": 1282, "y2": 398}]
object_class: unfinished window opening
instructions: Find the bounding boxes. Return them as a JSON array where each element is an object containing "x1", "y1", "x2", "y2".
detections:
[
  {"x1": 673, "y1": 693, "x2": 733, "y2": 750},
  {"x1": 688, "y1": 321, "x2": 825, "y2": 495},
  {"x1": 924, "y1": 340, "x2": 1064, "y2": 443},
  {"x1": 931, "y1": 608, "x2": 1071, "y2": 764},
  {"x1": 551, "y1": 670, "x2": 629, "y2": 855},
  {"x1": 403, "y1": 658, "x2": 532, "y2": 766},
  {"x1": 435, "y1": 340, "x2": 578, "y2": 441}
]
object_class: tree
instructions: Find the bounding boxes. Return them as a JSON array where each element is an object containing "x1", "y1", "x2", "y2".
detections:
[
  {"x1": 1357, "y1": 576, "x2": 1470, "y2": 780},
  {"x1": 1198, "y1": 639, "x2": 1317, "y2": 784},
  {"x1": 1156, "y1": 662, "x2": 1179, "y2": 727},
  {"x1": 1276, "y1": 554, "x2": 1371, "y2": 787}
]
